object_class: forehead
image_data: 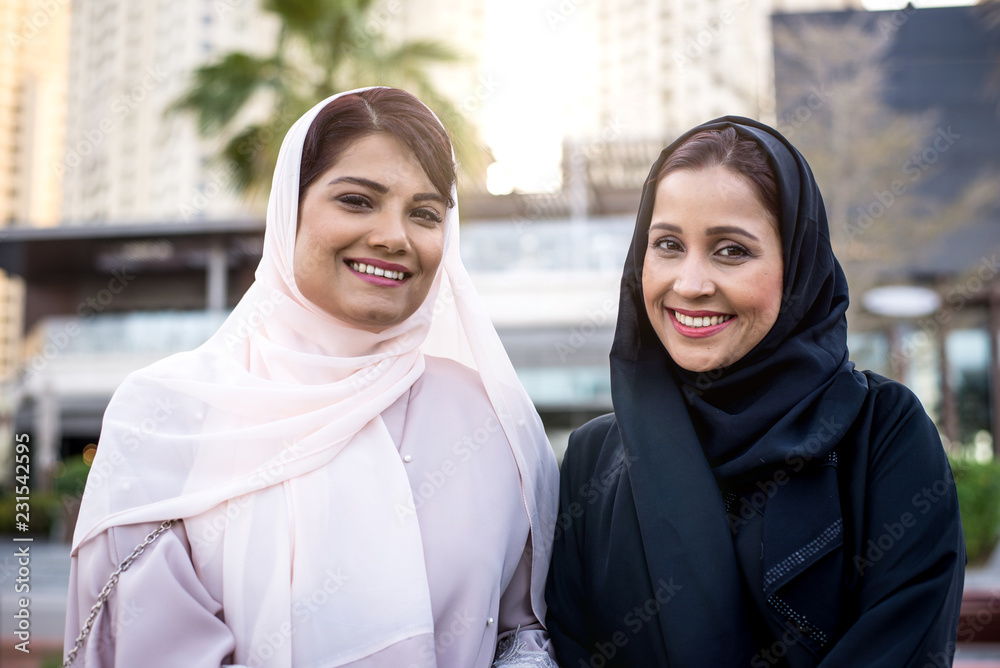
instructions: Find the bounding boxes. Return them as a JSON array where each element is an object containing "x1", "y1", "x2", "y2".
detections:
[
  {"x1": 653, "y1": 166, "x2": 779, "y2": 232},
  {"x1": 655, "y1": 167, "x2": 757, "y2": 209},
  {"x1": 324, "y1": 133, "x2": 434, "y2": 186}
]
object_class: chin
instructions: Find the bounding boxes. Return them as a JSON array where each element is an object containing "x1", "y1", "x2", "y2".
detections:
[
  {"x1": 669, "y1": 350, "x2": 727, "y2": 374},
  {"x1": 675, "y1": 361, "x2": 718, "y2": 374}
]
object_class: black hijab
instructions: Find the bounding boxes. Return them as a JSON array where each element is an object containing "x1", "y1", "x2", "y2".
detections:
[{"x1": 611, "y1": 117, "x2": 870, "y2": 664}]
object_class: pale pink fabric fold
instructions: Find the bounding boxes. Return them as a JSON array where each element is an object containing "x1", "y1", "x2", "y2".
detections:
[{"x1": 69, "y1": 88, "x2": 558, "y2": 667}]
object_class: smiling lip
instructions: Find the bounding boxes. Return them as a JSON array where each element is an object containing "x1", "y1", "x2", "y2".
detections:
[
  {"x1": 345, "y1": 257, "x2": 412, "y2": 287},
  {"x1": 668, "y1": 308, "x2": 735, "y2": 338}
]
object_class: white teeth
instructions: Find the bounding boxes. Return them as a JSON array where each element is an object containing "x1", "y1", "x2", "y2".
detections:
[
  {"x1": 675, "y1": 311, "x2": 731, "y2": 328},
  {"x1": 350, "y1": 262, "x2": 406, "y2": 281}
]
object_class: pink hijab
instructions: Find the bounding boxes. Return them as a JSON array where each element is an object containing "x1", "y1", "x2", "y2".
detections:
[{"x1": 72, "y1": 88, "x2": 558, "y2": 666}]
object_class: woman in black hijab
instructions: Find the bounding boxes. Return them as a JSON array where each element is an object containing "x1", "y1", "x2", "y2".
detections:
[{"x1": 545, "y1": 117, "x2": 965, "y2": 667}]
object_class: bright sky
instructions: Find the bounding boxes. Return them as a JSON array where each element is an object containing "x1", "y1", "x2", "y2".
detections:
[{"x1": 481, "y1": 0, "x2": 589, "y2": 194}]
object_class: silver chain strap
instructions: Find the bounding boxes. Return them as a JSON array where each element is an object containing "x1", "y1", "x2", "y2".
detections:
[{"x1": 63, "y1": 519, "x2": 178, "y2": 668}]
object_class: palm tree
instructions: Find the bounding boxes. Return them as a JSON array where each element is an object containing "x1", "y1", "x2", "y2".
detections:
[{"x1": 170, "y1": 0, "x2": 485, "y2": 207}]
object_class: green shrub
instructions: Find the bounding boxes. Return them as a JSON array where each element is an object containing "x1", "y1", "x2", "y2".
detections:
[
  {"x1": 53, "y1": 455, "x2": 92, "y2": 497},
  {"x1": 949, "y1": 456, "x2": 1000, "y2": 565}
]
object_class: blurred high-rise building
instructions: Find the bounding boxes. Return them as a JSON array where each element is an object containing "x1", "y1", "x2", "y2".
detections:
[
  {"x1": 578, "y1": 0, "x2": 864, "y2": 142},
  {"x1": 0, "y1": 0, "x2": 70, "y2": 380},
  {"x1": 59, "y1": 0, "x2": 276, "y2": 224}
]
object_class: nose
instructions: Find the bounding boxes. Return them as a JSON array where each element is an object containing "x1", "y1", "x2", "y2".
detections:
[
  {"x1": 367, "y1": 208, "x2": 411, "y2": 255},
  {"x1": 672, "y1": 256, "x2": 715, "y2": 299}
]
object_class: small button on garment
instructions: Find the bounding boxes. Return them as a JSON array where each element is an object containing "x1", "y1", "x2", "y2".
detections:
[
  {"x1": 403, "y1": 455, "x2": 413, "y2": 463},
  {"x1": 487, "y1": 617, "x2": 495, "y2": 625}
]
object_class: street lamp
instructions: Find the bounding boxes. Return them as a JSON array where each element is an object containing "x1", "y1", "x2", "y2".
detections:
[
  {"x1": 861, "y1": 284, "x2": 941, "y2": 319},
  {"x1": 862, "y1": 283, "x2": 955, "y2": 446}
]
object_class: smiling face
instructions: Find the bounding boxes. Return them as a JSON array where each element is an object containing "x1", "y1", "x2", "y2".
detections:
[
  {"x1": 642, "y1": 165, "x2": 784, "y2": 372},
  {"x1": 293, "y1": 133, "x2": 448, "y2": 332}
]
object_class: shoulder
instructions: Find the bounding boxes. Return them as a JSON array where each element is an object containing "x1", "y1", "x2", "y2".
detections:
[
  {"x1": 561, "y1": 413, "x2": 621, "y2": 486},
  {"x1": 851, "y1": 370, "x2": 947, "y2": 477},
  {"x1": 862, "y1": 370, "x2": 928, "y2": 419},
  {"x1": 857, "y1": 370, "x2": 938, "y2": 442}
]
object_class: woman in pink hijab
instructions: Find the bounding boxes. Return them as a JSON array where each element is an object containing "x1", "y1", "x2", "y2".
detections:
[{"x1": 64, "y1": 87, "x2": 560, "y2": 668}]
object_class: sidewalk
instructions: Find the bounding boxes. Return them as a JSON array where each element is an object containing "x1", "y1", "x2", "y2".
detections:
[
  {"x1": 955, "y1": 545, "x2": 1000, "y2": 668},
  {"x1": 0, "y1": 537, "x2": 69, "y2": 667}
]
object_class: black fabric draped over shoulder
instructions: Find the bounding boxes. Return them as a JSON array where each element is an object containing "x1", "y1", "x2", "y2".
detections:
[{"x1": 545, "y1": 117, "x2": 965, "y2": 668}]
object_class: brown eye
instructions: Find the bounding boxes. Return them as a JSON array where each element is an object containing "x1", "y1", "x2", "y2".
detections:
[
  {"x1": 718, "y1": 243, "x2": 750, "y2": 258},
  {"x1": 652, "y1": 237, "x2": 683, "y2": 252},
  {"x1": 338, "y1": 194, "x2": 371, "y2": 209},
  {"x1": 411, "y1": 208, "x2": 443, "y2": 224}
]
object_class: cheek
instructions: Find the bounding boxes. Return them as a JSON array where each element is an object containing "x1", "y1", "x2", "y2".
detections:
[
  {"x1": 418, "y1": 232, "x2": 446, "y2": 276},
  {"x1": 755, "y1": 269, "x2": 784, "y2": 328},
  {"x1": 640, "y1": 253, "x2": 660, "y2": 304},
  {"x1": 292, "y1": 228, "x2": 321, "y2": 286}
]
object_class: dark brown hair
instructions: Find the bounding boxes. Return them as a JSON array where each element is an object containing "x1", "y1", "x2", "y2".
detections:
[
  {"x1": 298, "y1": 88, "x2": 455, "y2": 207},
  {"x1": 653, "y1": 126, "x2": 779, "y2": 226}
]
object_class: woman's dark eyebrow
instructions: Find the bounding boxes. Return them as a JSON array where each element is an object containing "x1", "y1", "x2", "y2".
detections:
[
  {"x1": 649, "y1": 222, "x2": 682, "y2": 234},
  {"x1": 413, "y1": 192, "x2": 446, "y2": 204},
  {"x1": 706, "y1": 225, "x2": 760, "y2": 242},
  {"x1": 325, "y1": 177, "x2": 443, "y2": 205},
  {"x1": 649, "y1": 223, "x2": 761, "y2": 243},
  {"x1": 326, "y1": 176, "x2": 388, "y2": 193}
]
